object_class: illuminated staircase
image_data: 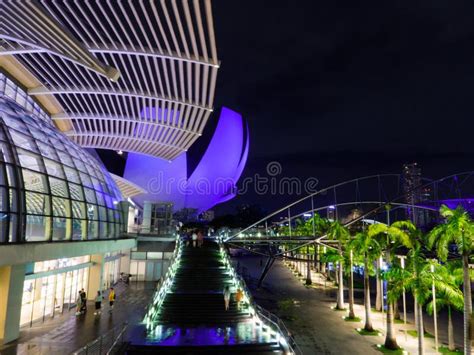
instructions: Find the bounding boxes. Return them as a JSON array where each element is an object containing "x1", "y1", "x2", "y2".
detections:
[{"x1": 126, "y1": 239, "x2": 290, "y2": 354}]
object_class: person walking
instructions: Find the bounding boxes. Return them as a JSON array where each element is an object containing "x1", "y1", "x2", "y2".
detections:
[
  {"x1": 197, "y1": 230, "x2": 204, "y2": 247},
  {"x1": 223, "y1": 285, "x2": 231, "y2": 311},
  {"x1": 80, "y1": 288, "x2": 87, "y2": 313},
  {"x1": 94, "y1": 291, "x2": 103, "y2": 315},
  {"x1": 108, "y1": 287, "x2": 115, "y2": 314},
  {"x1": 191, "y1": 231, "x2": 198, "y2": 248},
  {"x1": 236, "y1": 288, "x2": 244, "y2": 311},
  {"x1": 75, "y1": 291, "x2": 83, "y2": 316}
]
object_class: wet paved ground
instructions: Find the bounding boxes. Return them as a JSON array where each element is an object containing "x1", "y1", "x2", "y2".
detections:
[
  {"x1": 235, "y1": 255, "x2": 471, "y2": 354},
  {"x1": 0, "y1": 282, "x2": 155, "y2": 355},
  {"x1": 235, "y1": 255, "x2": 381, "y2": 355}
]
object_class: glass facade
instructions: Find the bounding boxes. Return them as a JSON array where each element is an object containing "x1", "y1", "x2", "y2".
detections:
[
  {"x1": 103, "y1": 252, "x2": 122, "y2": 288},
  {"x1": 0, "y1": 73, "x2": 51, "y2": 124},
  {"x1": 20, "y1": 257, "x2": 90, "y2": 326},
  {"x1": 130, "y1": 251, "x2": 173, "y2": 281},
  {"x1": 0, "y1": 74, "x2": 124, "y2": 243}
]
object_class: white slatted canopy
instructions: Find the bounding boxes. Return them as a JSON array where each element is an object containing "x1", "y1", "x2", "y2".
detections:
[
  {"x1": 110, "y1": 173, "x2": 147, "y2": 199},
  {"x1": 0, "y1": 0, "x2": 219, "y2": 161}
]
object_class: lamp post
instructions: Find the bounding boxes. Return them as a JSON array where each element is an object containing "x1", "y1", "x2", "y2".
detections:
[
  {"x1": 306, "y1": 245, "x2": 312, "y2": 285},
  {"x1": 431, "y1": 262, "x2": 438, "y2": 352},
  {"x1": 379, "y1": 256, "x2": 385, "y2": 320},
  {"x1": 348, "y1": 249, "x2": 355, "y2": 318},
  {"x1": 397, "y1": 255, "x2": 407, "y2": 340},
  {"x1": 288, "y1": 208, "x2": 292, "y2": 237}
]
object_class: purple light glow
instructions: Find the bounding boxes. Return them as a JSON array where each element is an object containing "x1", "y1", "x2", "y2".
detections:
[
  {"x1": 123, "y1": 107, "x2": 248, "y2": 212},
  {"x1": 420, "y1": 198, "x2": 474, "y2": 214},
  {"x1": 185, "y1": 107, "x2": 248, "y2": 211}
]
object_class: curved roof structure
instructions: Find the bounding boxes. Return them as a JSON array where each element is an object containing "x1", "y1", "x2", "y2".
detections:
[
  {"x1": 110, "y1": 173, "x2": 147, "y2": 199},
  {"x1": 123, "y1": 107, "x2": 249, "y2": 212},
  {"x1": 0, "y1": 0, "x2": 219, "y2": 161}
]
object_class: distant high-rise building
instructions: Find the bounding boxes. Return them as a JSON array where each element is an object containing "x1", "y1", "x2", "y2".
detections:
[{"x1": 402, "y1": 163, "x2": 431, "y2": 227}]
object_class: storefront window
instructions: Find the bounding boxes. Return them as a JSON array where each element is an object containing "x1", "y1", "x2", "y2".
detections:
[
  {"x1": 103, "y1": 256, "x2": 121, "y2": 289},
  {"x1": 20, "y1": 263, "x2": 89, "y2": 327}
]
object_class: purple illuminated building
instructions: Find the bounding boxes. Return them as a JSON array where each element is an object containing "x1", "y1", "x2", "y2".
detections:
[{"x1": 124, "y1": 107, "x2": 249, "y2": 212}]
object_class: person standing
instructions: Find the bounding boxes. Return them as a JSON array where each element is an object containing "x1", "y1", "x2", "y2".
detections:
[
  {"x1": 94, "y1": 291, "x2": 103, "y2": 315},
  {"x1": 197, "y1": 230, "x2": 204, "y2": 247},
  {"x1": 108, "y1": 287, "x2": 116, "y2": 313},
  {"x1": 80, "y1": 288, "x2": 87, "y2": 313},
  {"x1": 223, "y1": 285, "x2": 231, "y2": 311},
  {"x1": 191, "y1": 231, "x2": 197, "y2": 248},
  {"x1": 236, "y1": 288, "x2": 244, "y2": 311},
  {"x1": 75, "y1": 291, "x2": 83, "y2": 316}
]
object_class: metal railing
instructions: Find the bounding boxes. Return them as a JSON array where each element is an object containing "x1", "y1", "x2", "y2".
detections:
[
  {"x1": 73, "y1": 322, "x2": 128, "y2": 355},
  {"x1": 144, "y1": 235, "x2": 182, "y2": 323},
  {"x1": 218, "y1": 239, "x2": 302, "y2": 355},
  {"x1": 254, "y1": 303, "x2": 303, "y2": 355}
]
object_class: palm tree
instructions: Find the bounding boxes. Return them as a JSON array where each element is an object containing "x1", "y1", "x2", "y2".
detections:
[
  {"x1": 368, "y1": 221, "x2": 414, "y2": 350},
  {"x1": 428, "y1": 205, "x2": 474, "y2": 355},
  {"x1": 383, "y1": 262, "x2": 410, "y2": 349},
  {"x1": 349, "y1": 230, "x2": 381, "y2": 332},
  {"x1": 407, "y1": 241, "x2": 432, "y2": 355},
  {"x1": 344, "y1": 245, "x2": 361, "y2": 319},
  {"x1": 383, "y1": 220, "x2": 428, "y2": 354},
  {"x1": 426, "y1": 261, "x2": 464, "y2": 352},
  {"x1": 310, "y1": 214, "x2": 330, "y2": 276},
  {"x1": 320, "y1": 248, "x2": 340, "y2": 282},
  {"x1": 327, "y1": 221, "x2": 350, "y2": 310}
]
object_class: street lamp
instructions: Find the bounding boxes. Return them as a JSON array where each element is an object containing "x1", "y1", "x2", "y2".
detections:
[
  {"x1": 431, "y1": 261, "x2": 438, "y2": 352},
  {"x1": 397, "y1": 255, "x2": 407, "y2": 340},
  {"x1": 380, "y1": 256, "x2": 384, "y2": 314}
]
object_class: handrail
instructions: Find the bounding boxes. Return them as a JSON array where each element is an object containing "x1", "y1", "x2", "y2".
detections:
[
  {"x1": 227, "y1": 170, "x2": 474, "y2": 243},
  {"x1": 225, "y1": 174, "x2": 401, "y2": 241},
  {"x1": 144, "y1": 234, "x2": 182, "y2": 324},
  {"x1": 73, "y1": 321, "x2": 128, "y2": 355},
  {"x1": 106, "y1": 323, "x2": 129, "y2": 355},
  {"x1": 254, "y1": 303, "x2": 303, "y2": 355},
  {"x1": 217, "y1": 237, "x2": 302, "y2": 354}
]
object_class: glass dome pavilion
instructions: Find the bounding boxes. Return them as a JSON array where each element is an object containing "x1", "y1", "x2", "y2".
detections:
[{"x1": 0, "y1": 73, "x2": 123, "y2": 243}]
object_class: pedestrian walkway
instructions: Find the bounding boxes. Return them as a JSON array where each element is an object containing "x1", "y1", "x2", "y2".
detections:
[
  {"x1": 236, "y1": 255, "x2": 467, "y2": 354},
  {"x1": 284, "y1": 258, "x2": 469, "y2": 354},
  {"x1": 127, "y1": 240, "x2": 286, "y2": 353},
  {"x1": 0, "y1": 282, "x2": 155, "y2": 355}
]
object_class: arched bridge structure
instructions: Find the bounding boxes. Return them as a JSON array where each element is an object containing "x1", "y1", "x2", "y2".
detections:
[{"x1": 223, "y1": 171, "x2": 474, "y2": 286}]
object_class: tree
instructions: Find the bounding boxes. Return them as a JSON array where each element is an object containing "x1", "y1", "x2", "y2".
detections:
[
  {"x1": 383, "y1": 262, "x2": 411, "y2": 349},
  {"x1": 327, "y1": 220, "x2": 350, "y2": 310},
  {"x1": 368, "y1": 220, "x2": 413, "y2": 350},
  {"x1": 384, "y1": 254, "x2": 461, "y2": 355},
  {"x1": 344, "y1": 243, "x2": 361, "y2": 319},
  {"x1": 390, "y1": 220, "x2": 429, "y2": 355},
  {"x1": 426, "y1": 261, "x2": 464, "y2": 352},
  {"x1": 428, "y1": 205, "x2": 474, "y2": 355},
  {"x1": 349, "y1": 230, "x2": 381, "y2": 332},
  {"x1": 320, "y1": 248, "x2": 341, "y2": 281}
]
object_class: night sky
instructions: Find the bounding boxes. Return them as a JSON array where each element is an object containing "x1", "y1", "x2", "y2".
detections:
[
  {"x1": 203, "y1": 0, "x2": 474, "y2": 213},
  {"x1": 99, "y1": 1, "x2": 474, "y2": 215}
]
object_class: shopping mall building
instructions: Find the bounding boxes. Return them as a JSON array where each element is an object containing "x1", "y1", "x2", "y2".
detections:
[
  {"x1": 0, "y1": 72, "x2": 137, "y2": 343},
  {"x1": 0, "y1": 0, "x2": 248, "y2": 345}
]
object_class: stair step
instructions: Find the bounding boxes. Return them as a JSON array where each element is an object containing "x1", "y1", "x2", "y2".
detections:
[{"x1": 129, "y1": 240, "x2": 285, "y2": 353}]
